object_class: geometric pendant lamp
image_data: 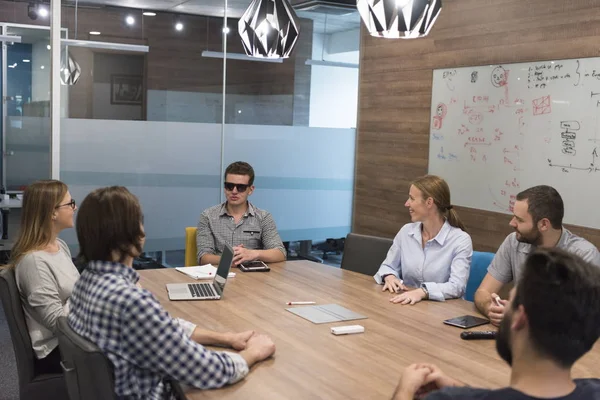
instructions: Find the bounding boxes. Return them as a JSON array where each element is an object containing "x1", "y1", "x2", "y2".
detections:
[
  {"x1": 357, "y1": 0, "x2": 442, "y2": 39},
  {"x1": 238, "y1": 0, "x2": 300, "y2": 59},
  {"x1": 60, "y1": 49, "x2": 81, "y2": 85}
]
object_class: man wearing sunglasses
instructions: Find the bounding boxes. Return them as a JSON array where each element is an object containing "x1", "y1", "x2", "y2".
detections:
[{"x1": 196, "y1": 161, "x2": 286, "y2": 267}]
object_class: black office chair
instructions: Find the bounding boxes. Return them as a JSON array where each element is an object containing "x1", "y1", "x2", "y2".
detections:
[
  {"x1": 56, "y1": 317, "x2": 116, "y2": 400},
  {"x1": 0, "y1": 268, "x2": 68, "y2": 400},
  {"x1": 57, "y1": 317, "x2": 187, "y2": 400},
  {"x1": 340, "y1": 233, "x2": 393, "y2": 276}
]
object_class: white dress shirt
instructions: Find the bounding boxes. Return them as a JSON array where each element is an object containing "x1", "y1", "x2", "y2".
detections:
[{"x1": 374, "y1": 221, "x2": 473, "y2": 301}]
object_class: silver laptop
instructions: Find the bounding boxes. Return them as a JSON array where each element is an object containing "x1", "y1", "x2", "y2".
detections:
[{"x1": 166, "y1": 244, "x2": 234, "y2": 301}]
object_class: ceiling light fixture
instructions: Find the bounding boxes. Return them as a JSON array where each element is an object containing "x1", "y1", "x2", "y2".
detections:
[
  {"x1": 62, "y1": 39, "x2": 149, "y2": 52},
  {"x1": 143, "y1": 11, "x2": 156, "y2": 16},
  {"x1": 175, "y1": 22, "x2": 184, "y2": 31},
  {"x1": 38, "y1": 5, "x2": 48, "y2": 17},
  {"x1": 125, "y1": 15, "x2": 135, "y2": 26},
  {"x1": 60, "y1": 51, "x2": 81, "y2": 85},
  {"x1": 357, "y1": 0, "x2": 442, "y2": 39},
  {"x1": 201, "y1": 50, "x2": 283, "y2": 63},
  {"x1": 239, "y1": 0, "x2": 300, "y2": 59},
  {"x1": 89, "y1": 31, "x2": 101, "y2": 35},
  {"x1": 305, "y1": 59, "x2": 359, "y2": 68},
  {"x1": 22, "y1": 59, "x2": 30, "y2": 63},
  {"x1": 222, "y1": 26, "x2": 230, "y2": 34}
]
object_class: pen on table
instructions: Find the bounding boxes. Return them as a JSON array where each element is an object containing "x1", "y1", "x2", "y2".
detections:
[{"x1": 286, "y1": 301, "x2": 316, "y2": 305}]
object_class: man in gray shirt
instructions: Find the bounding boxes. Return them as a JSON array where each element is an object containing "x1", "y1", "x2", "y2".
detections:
[
  {"x1": 475, "y1": 185, "x2": 600, "y2": 325},
  {"x1": 196, "y1": 161, "x2": 286, "y2": 266}
]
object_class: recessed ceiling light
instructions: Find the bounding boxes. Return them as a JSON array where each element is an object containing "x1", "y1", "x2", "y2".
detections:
[
  {"x1": 126, "y1": 15, "x2": 135, "y2": 25},
  {"x1": 143, "y1": 11, "x2": 156, "y2": 16},
  {"x1": 38, "y1": 6, "x2": 49, "y2": 17},
  {"x1": 22, "y1": 59, "x2": 30, "y2": 63},
  {"x1": 175, "y1": 22, "x2": 184, "y2": 31},
  {"x1": 89, "y1": 31, "x2": 101, "y2": 35},
  {"x1": 222, "y1": 26, "x2": 230, "y2": 34}
]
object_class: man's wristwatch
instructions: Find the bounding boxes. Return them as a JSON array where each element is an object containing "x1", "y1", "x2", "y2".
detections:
[{"x1": 420, "y1": 284, "x2": 430, "y2": 299}]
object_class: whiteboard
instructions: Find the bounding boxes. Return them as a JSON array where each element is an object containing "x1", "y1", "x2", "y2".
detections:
[{"x1": 428, "y1": 59, "x2": 600, "y2": 229}]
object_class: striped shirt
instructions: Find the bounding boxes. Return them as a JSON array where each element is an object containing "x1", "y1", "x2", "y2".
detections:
[
  {"x1": 196, "y1": 202, "x2": 286, "y2": 262},
  {"x1": 68, "y1": 261, "x2": 248, "y2": 399}
]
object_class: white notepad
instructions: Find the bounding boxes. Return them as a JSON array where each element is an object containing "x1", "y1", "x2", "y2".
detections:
[
  {"x1": 286, "y1": 304, "x2": 367, "y2": 324},
  {"x1": 175, "y1": 265, "x2": 236, "y2": 280}
]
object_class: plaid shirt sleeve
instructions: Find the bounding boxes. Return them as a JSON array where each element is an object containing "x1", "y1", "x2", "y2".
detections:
[
  {"x1": 197, "y1": 211, "x2": 217, "y2": 262},
  {"x1": 120, "y1": 289, "x2": 249, "y2": 389},
  {"x1": 260, "y1": 212, "x2": 286, "y2": 257}
]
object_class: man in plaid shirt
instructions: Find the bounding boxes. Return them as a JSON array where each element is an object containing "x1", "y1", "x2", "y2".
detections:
[
  {"x1": 197, "y1": 161, "x2": 286, "y2": 266},
  {"x1": 68, "y1": 186, "x2": 275, "y2": 399}
]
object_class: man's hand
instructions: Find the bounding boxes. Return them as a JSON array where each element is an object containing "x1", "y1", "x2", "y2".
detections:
[
  {"x1": 488, "y1": 293, "x2": 508, "y2": 326},
  {"x1": 240, "y1": 334, "x2": 276, "y2": 367},
  {"x1": 414, "y1": 363, "x2": 464, "y2": 398},
  {"x1": 233, "y1": 245, "x2": 259, "y2": 266},
  {"x1": 390, "y1": 288, "x2": 427, "y2": 305},
  {"x1": 392, "y1": 364, "x2": 434, "y2": 400},
  {"x1": 382, "y1": 275, "x2": 408, "y2": 293},
  {"x1": 227, "y1": 330, "x2": 255, "y2": 350},
  {"x1": 393, "y1": 363, "x2": 463, "y2": 400}
]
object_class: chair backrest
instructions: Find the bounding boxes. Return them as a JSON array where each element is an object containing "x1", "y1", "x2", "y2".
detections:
[
  {"x1": 341, "y1": 233, "x2": 393, "y2": 276},
  {"x1": 0, "y1": 267, "x2": 36, "y2": 387},
  {"x1": 464, "y1": 251, "x2": 495, "y2": 301},
  {"x1": 185, "y1": 227, "x2": 197, "y2": 267},
  {"x1": 56, "y1": 316, "x2": 116, "y2": 400}
]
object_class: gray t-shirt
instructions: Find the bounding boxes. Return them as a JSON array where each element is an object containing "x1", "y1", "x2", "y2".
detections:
[
  {"x1": 488, "y1": 229, "x2": 600, "y2": 284},
  {"x1": 15, "y1": 238, "x2": 80, "y2": 359}
]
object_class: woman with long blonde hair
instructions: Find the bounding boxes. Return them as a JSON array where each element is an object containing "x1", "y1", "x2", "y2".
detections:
[
  {"x1": 11, "y1": 180, "x2": 79, "y2": 373},
  {"x1": 374, "y1": 175, "x2": 473, "y2": 305}
]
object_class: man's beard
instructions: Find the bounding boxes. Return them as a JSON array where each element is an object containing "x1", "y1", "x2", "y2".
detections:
[{"x1": 515, "y1": 227, "x2": 542, "y2": 246}]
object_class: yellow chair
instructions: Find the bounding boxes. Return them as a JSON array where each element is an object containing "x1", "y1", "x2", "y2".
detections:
[{"x1": 184, "y1": 227, "x2": 197, "y2": 267}]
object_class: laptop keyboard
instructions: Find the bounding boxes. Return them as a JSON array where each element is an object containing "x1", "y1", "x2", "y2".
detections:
[{"x1": 189, "y1": 283, "x2": 217, "y2": 298}]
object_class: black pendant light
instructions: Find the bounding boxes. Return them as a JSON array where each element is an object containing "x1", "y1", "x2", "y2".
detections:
[
  {"x1": 238, "y1": 0, "x2": 300, "y2": 59},
  {"x1": 60, "y1": 50, "x2": 81, "y2": 85},
  {"x1": 357, "y1": 0, "x2": 442, "y2": 39}
]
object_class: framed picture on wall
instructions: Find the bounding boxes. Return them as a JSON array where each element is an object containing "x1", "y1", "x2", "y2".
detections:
[{"x1": 110, "y1": 74, "x2": 143, "y2": 105}]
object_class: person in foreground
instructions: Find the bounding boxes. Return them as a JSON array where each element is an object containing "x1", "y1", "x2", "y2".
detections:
[
  {"x1": 374, "y1": 175, "x2": 473, "y2": 304},
  {"x1": 392, "y1": 248, "x2": 600, "y2": 400},
  {"x1": 10, "y1": 180, "x2": 80, "y2": 374},
  {"x1": 68, "y1": 186, "x2": 276, "y2": 399},
  {"x1": 475, "y1": 185, "x2": 600, "y2": 325},
  {"x1": 196, "y1": 161, "x2": 286, "y2": 266}
]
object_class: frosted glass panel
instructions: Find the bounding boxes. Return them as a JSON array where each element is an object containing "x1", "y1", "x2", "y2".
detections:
[{"x1": 60, "y1": 119, "x2": 222, "y2": 252}]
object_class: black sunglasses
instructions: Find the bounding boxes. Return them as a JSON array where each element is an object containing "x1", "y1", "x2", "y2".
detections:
[
  {"x1": 55, "y1": 199, "x2": 76, "y2": 210},
  {"x1": 224, "y1": 182, "x2": 249, "y2": 192}
]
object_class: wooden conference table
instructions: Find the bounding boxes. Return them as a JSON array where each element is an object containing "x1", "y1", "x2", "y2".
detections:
[{"x1": 139, "y1": 261, "x2": 600, "y2": 400}]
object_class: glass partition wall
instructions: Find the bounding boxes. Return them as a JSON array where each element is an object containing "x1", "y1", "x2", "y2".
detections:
[{"x1": 0, "y1": 0, "x2": 360, "y2": 266}]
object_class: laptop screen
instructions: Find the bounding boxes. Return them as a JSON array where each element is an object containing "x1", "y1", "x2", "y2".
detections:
[{"x1": 214, "y1": 244, "x2": 234, "y2": 293}]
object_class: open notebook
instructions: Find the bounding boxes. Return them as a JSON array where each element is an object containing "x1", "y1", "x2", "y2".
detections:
[{"x1": 175, "y1": 265, "x2": 236, "y2": 280}]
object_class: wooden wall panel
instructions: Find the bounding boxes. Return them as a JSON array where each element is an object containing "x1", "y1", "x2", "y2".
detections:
[{"x1": 355, "y1": 0, "x2": 600, "y2": 251}]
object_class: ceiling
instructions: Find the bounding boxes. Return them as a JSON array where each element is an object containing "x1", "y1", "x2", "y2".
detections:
[{"x1": 69, "y1": 0, "x2": 361, "y2": 34}]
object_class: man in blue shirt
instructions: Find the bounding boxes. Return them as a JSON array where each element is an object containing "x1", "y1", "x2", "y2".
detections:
[
  {"x1": 391, "y1": 248, "x2": 600, "y2": 400},
  {"x1": 68, "y1": 186, "x2": 276, "y2": 399}
]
